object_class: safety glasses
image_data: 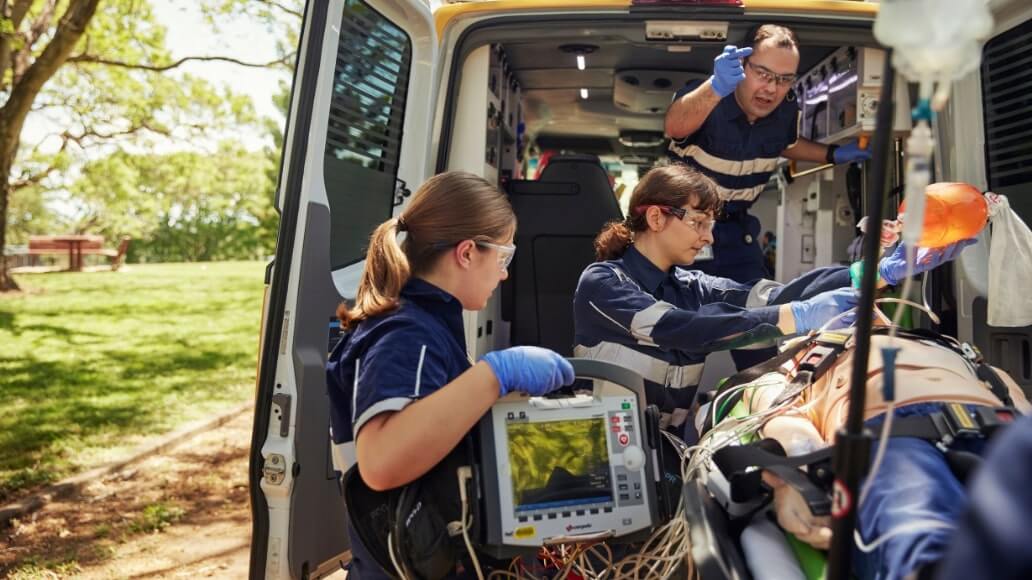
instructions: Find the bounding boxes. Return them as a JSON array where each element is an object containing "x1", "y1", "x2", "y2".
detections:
[
  {"x1": 745, "y1": 60, "x2": 797, "y2": 87},
  {"x1": 635, "y1": 205, "x2": 717, "y2": 235},
  {"x1": 432, "y1": 239, "x2": 517, "y2": 271},
  {"x1": 475, "y1": 241, "x2": 517, "y2": 271}
]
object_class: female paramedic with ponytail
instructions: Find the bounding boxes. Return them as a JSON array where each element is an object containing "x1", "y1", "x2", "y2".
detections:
[
  {"x1": 572, "y1": 163, "x2": 970, "y2": 439},
  {"x1": 325, "y1": 172, "x2": 575, "y2": 579}
]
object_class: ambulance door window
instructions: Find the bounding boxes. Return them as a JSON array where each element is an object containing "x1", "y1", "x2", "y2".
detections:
[
  {"x1": 977, "y1": 15, "x2": 1032, "y2": 391},
  {"x1": 325, "y1": 0, "x2": 411, "y2": 270},
  {"x1": 982, "y1": 17, "x2": 1032, "y2": 220}
]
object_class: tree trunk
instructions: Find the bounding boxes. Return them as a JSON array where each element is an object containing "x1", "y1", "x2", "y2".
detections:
[
  {"x1": 0, "y1": 126, "x2": 17, "y2": 291},
  {"x1": 0, "y1": 0, "x2": 102, "y2": 292}
]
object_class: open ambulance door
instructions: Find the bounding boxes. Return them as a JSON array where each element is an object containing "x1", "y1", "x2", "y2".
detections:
[
  {"x1": 941, "y1": 8, "x2": 1032, "y2": 399},
  {"x1": 248, "y1": 0, "x2": 439, "y2": 578},
  {"x1": 970, "y1": 13, "x2": 1032, "y2": 398}
]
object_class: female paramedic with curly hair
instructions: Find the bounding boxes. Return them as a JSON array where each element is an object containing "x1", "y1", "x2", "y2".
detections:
[
  {"x1": 573, "y1": 163, "x2": 966, "y2": 439},
  {"x1": 326, "y1": 171, "x2": 574, "y2": 579}
]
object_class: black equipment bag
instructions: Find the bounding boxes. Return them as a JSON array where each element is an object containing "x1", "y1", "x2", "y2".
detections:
[{"x1": 342, "y1": 439, "x2": 476, "y2": 579}]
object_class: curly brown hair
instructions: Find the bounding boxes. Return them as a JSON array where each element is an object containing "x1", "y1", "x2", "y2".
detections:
[{"x1": 594, "y1": 163, "x2": 721, "y2": 261}]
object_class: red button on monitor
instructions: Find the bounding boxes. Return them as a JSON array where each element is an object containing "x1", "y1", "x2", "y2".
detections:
[
  {"x1": 611, "y1": 416, "x2": 621, "y2": 424},
  {"x1": 611, "y1": 426, "x2": 621, "y2": 433},
  {"x1": 618, "y1": 433, "x2": 629, "y2": 446}
]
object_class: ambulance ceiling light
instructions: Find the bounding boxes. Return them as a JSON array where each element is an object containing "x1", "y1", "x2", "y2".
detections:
[{"x1": 559, "y1": 43, "x2": 598, "y2": 71}]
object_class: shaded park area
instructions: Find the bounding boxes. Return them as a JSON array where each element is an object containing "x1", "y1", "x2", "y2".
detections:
[{"x1": 0, "y1": 262, "x2": 265, "y2": 503}]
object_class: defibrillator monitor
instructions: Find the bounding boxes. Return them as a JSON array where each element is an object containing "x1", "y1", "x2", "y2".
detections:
[{"x1": 477, "y1": 359, "x2": 660, "y2": 557}]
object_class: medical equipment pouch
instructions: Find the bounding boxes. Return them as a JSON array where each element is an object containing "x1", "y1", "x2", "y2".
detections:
[
  {"x1": 342, "y1": 465, "x2": 400, "y2": 573},
  {"x1": 342, "y1": 439, "x2": 475, "y2": 579}
]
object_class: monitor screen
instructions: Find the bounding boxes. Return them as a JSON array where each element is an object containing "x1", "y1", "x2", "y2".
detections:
[{"x1": 507, "y1": 418, "x2": 612, "y2": 513}]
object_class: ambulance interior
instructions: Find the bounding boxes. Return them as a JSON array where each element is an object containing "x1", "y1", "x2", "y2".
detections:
[
  {"x1": 264, "y1": 4, "x2": 1032, "y2": 578},
  {"x1": 431, "y1": 15, "x2": 1032, "y2": 576},
  {"x1": 437, "y1": 18, "x2": 903, "y2": 388}
]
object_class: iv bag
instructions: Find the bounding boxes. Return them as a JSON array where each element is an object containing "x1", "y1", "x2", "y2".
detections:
[{"x1": 874, "y1": 0, "x2": 993, "y2": 88}]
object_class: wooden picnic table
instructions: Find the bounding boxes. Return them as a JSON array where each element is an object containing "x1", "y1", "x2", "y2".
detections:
[{"x1": 28, "y1": 235, "x2": 104, "y2": 271}]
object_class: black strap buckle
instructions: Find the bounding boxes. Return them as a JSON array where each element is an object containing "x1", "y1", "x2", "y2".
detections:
[
  {"x1": 933, "y1": 403, "x2": 1018, "y2": 451},
  {"x1": 795, "y1": 331, "x2": 849, "y2": 379},
  {"x1": 973, "y1": 406, "x2": 1019, "y2": 437},
  {"x1": 798, "y1": 344, "x2": 839, "y2": 377}
]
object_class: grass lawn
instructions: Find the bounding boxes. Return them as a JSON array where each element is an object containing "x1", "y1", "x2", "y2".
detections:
[{"x1": 0, "y1": 261, "x2": 266, "y2": 502}]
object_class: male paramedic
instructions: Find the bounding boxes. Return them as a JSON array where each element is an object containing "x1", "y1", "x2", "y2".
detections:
[{"x1": 665, "y1": 24, "x2": 871, "y2": 283}]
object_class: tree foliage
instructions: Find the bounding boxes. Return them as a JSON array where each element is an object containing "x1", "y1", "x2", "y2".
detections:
[
  {"x1": 0, "y1": 0, "x2": 301, "y2": 290},
  {"x1": 70, "y1": 142, "x2": 278, "y2": 262}
]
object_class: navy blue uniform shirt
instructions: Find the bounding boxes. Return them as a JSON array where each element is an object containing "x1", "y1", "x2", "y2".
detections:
[
  {"x1": 327, "y1": 277, "x2": 470, "y2": 447},
  {"x1": 667, "y1": 80, "x2": 802, "y2": 282},
  {"x1": 667, "y1": 80, "x2": 800, "y2": 204},
  {"x1": 573, "y1": 244, "x2": 849, "y2": 429},
  {"x1": 325, "y1": 278, "x2": 470, "y2": 579}
]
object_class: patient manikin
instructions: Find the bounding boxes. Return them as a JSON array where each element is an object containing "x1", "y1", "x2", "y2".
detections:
[{"x1": 732, "y1": 331, "x2": 1030, "y2": 580}]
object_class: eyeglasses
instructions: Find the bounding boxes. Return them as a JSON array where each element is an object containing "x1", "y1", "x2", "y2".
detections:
[
  {"x1": 745, "y1": 61, "x2": 797, "y2": 87},
  {"x1": 475, "y1": 241, "x2": 517, "y2": 271},
  {"x1": 636, "y1": 205, "x2": 716, "y2": 234}
]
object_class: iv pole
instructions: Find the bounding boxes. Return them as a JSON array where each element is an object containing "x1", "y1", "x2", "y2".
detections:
[{"x1": 825, "y1": 50, "x2": 896, "y2": 580}]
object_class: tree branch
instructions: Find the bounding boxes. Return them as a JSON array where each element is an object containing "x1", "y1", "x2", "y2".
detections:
[
  {"x1": 59, "y1": 120, "x2": 167, "y2": 148},
  {"x1": 10, "y1": 148, "x2": 65, "y2": 190},
  {"x1": 8, "y1": 0, "x2": 59, "y2": 84},
  {"x1": 0, "y1": 0, "x2": 36, "y2": 92},
  {"x1": 256, "y1": 0, "x2": 303, "y2": 20},
  {"x1": 26, "y1": 0, "x2": 59, "y2": 49},
  {"x1": 1, "y1": 0, "x2": 101, "y2": 162},
  {"x1": 67, "y1": 52, "x2": 295, "y2": 72},
  {"x1": 7, "y1": 0, "x2": 34, "y2": 29}
]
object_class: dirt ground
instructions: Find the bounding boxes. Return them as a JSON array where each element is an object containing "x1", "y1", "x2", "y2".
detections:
[{"x1": 0, "y1": 410, "x2": 263, "y2": 579}]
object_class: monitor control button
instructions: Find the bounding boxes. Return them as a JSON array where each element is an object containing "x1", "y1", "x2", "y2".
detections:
[{"x1": 623, "y1": 445, "x2": 645, "y2": 470}]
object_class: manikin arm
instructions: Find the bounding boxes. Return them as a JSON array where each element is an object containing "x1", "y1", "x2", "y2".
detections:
[{"x1": 743, "y1": 378, "x2": 832, "y2": 549}]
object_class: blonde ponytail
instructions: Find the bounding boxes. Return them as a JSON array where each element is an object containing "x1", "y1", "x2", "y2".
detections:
[{"x1": 337, "y1": 218, "x2": 410, "y2": 328}]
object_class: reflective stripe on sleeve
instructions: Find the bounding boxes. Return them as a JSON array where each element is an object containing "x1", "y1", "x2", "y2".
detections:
[
  {"x1": 747, "y1": 279, "x2": 783, "y2": 308},
  {"x1": 574, "y1": 342, "x2": 703, "y2": 389},
  {"x1": 630, "y1": 301, "x2": 675, "y2": 346}
]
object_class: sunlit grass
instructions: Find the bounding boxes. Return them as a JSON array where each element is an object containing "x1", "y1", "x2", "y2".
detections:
[
  {"x1": 128, "y1": 502, "x2": 187, "y2": 534},
  {"x1": 0, "y1": 262, "x2": 265, "y2": 502}
]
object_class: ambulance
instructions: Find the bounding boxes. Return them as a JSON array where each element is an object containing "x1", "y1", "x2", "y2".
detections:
[{"x1": 248, "y1": 1, "x2": 1032, "y2": 577}]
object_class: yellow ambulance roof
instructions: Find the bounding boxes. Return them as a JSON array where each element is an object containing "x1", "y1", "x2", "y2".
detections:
[{"x1": 435, "y1": 0, "x2": 878, "y2": 38}]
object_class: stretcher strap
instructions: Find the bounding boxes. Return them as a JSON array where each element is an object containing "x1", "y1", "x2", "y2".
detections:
[
  {"x1": 881, "y1": 415, "x2": 946, "y2": 441},
  {"x1": 701, "y1": 337, "x2": 818, "y2": 434},
  {"x1": 712, "y1": 444, "x2": 834, "y2": 515},
  {"x1": 719, "y1": 337, "x2": 816, "y2": 393},
  {"x1": 976, "y1": 364, "x2": 1014, "y2": 408}
]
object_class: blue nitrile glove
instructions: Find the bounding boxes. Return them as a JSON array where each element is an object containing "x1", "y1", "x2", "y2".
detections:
[
  {"x1": 790, "y1": 288, "x2": 859, "y2": 334},
  {"x1": 711, "y1": 45, "x2": 753, "y2": 97},
  {"x1": 833, "y1": 140, "x2": 872, "y2": 164},
  {"x1": 482, "y1": 346, "x2": 575, "y2": 397},
  {"x1": 878, "y1": 238, "x2": 978, "y2": 286}
]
